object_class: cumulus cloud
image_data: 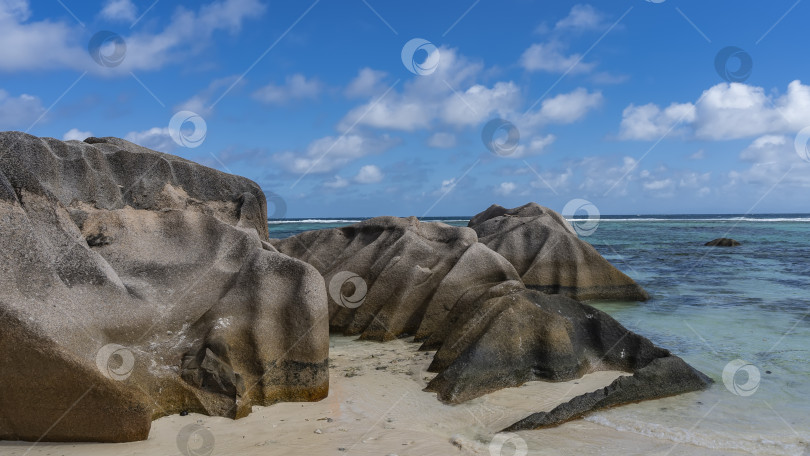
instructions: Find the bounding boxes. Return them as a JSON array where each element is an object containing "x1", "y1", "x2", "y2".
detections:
[
  {"x1": 526, "y1": 88, "x2": 604, "y2": 126},
  {"x1": 345, "y1": 68, "x2": 388, "y2": 98},
  {"x1": 323, "y1": 175, "x2": 349, "y2": 189},
  {"x1": 0, "y1": 0, "x2": 265, "y2": 73},
  {"x1": 426, "y1": 132, "x2": 456, "y2": 149},
  {"x1": 520, "y1": 41, "x2": 596, "y2": 74},
  {"x1": 63, "y1": 128, "x2": 93, "y2": 141},
  {"x1": 339, "y1": 47, "x2": 600, "y2": 144},
  {"x1": 124, "y1": 127, "x2": 175, "y2": 152},
  {"x1": 354, "y1": 165, "x2": 383, "y2": 184},
  {"x1": 273, "y1": 134, "x2": 399, "y2": 175},
  {"x1": 177, "y1": 75, "x2": 245, "y2": 115},
  {"x1": 729, "y1": 135, "x2": 810, "y2": 188},
  {"x1": 619, "y1": 80, "x2": 810, "y2": 141},
  {"x1": 0, "y1": 89, "x2": 44, "y2": 129},
  {"x1": 554, "y1": 4, "x2": 609, "y2": 32},
  {"x1": 494, "y1": 181, "x2": 516, "y2": 196},
  {"x1": 339, "y1": 48, "x2": 522, "y2": 132},
  {"x1": 100, "y1": 0, "x2": 137, "y2": 22},
  {"x1": 619, "y1": 102, "x2": 695, "y2": 140},
  {"x1": 253, "y1": 74, "x2": 323, "y2": 105},
  {"x1": 509, "y1": 134, "x2": 556, "y2": 159}
]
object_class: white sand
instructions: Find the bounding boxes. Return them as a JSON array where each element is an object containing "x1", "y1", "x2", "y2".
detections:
[{"x1": 0, "y1": 336, "x2": 743, "y2": 456}]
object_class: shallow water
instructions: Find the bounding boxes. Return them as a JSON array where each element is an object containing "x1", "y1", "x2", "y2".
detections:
[{"x1": 270, "y1": 215, "x2": 810, "y2": 455}]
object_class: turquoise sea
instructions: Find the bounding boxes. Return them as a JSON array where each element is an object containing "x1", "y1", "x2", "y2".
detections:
[{"x1": 269, "y1": 215, "x2": 810, "y2": 455}]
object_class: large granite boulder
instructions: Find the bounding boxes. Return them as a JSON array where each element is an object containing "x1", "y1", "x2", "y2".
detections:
[
  {"x1": 272, "y1": 215, "x2": 711, "y2": 430},
  {"x1": 0, "y1": 132, "x2": 329, "y2": 442},
  {"x1": 469, "y1": 203, "x2": 651, "y2": 301}
]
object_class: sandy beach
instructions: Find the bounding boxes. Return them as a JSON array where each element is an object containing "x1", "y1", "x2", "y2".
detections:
[{"x1": 1, "y1": 335, "x2": 746, "y2": 456}]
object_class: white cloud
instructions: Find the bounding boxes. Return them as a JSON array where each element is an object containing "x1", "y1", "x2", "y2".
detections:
[
  {"x1": 530, "y1": 88, "x2": 603, "y2": 125},
  {"x1": 354, "y1": 165, "x2": 383, "y2": 184},
  {"x1": 642, "y1": 178, "x2": 674, "y2": 192},
  {"x1": 339, "y1": 47, "x2": 600, "y2": 142},
  {"x1": 554, "y1": 4, "x2": 608, "y2": 32},
  {"x1": 345, "y1": 67, "x2": 388, "y2": 98},
  {"x1": 63, "y1": 128, "x2": 93, "y2": 141},
  {"x1": 440, "y1": 81, "x2": 522, "y2": 127},
  {"x1": 340, "y1": 48, "x2": 522, "y2": 132},
  {"x1": 323, "y1": 175, "x2": 349, "y2": 189},
  {"x1": 100, "y1": 0, "x2": 137, "y2": 22},
  {"x1": 0, "y1": 0, "x2": 265, "y2": 73},
  {"x1": 426, "y1": 132, "x2": 456, "y2": 149},
  {"x1": 176, "y1": 75, "x2": 244, "y2": 115},
  {"x1": 520, "y1": 41, "x2": 596, "y2": 74},
  {"x1": 253, "y1": 74, "x2": 323, "y2": 105},
  {"x1": 689, "y1": 149, "x2": 705, "y2": 160},
  {"x1": 495, "y1": 181, "x2": 516, "y2": 196},
  {"x1": 124, "y1": 127, "x2": 175, "y2": 152},
  {"x1": 619, "y1": 102, "x2": 695, "y2": 140},
  {"x1": 619, "y1": 80, "x2": 810, "y2": 141},
  {"x1": 509, "y1": 134, "x2": 556, "y2": 159},
  {"x1": 0, "y1": 0, "x2": 29, "y2": 20},
  {"x1": 273, "y1": 134, "x2": 398, "y2": 175},
  {"x1": 729, "y1": 135, "x2": 810, "y2": 188},
  {"x1": 0, "y1": 89, "x2": 44, "y2": 129}
]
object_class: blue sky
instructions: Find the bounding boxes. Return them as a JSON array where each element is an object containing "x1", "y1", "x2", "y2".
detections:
[{"x1": 1, "y1": 0, "x2": 809, "y2": 217}]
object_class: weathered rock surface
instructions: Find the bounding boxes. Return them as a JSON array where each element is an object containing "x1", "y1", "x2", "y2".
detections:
[
  {"x1": 0, "y1": 132, "x2": 328, "y2": 442},
  {"x1": 272, "y1": 214, "x2": 711, "y2": 430},
  {"x1": 705, "y1": 238, "x2": 741, "y2": 247},
  {"x1": 469, "y1": 203, "x2": 650, "y2": 301}
]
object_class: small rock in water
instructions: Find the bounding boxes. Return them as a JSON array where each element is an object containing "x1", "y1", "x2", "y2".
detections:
[{"x1": 704, "y1": 238, "x2": 741, "y2": 247}]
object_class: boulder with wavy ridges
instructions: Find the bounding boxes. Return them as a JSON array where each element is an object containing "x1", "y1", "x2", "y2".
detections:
[
  {"x1": 469, "y1": 203, "x2": 651, "y2": 301},
  {"x1": 0, "y1": 132, "x2": 328, "y2": 443},
  {"x1": 272, "y1": 215, "x2": 710, "y2": 430}
]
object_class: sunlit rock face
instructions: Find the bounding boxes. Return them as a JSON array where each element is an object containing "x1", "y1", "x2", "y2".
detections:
[{"x1": 0, "y1": 132, "x2": 329, "y2": 443}]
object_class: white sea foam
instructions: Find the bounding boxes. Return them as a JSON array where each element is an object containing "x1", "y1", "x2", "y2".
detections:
[
  {"x1": 567, "y1": 217, "x2": 810, "y2": 222},
  {"x1": 585, "y1": 413, "x2": 808, "y2": 455},
  {"x1": 268, "y1": 219, "x2": 363, "y2": 224}
]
